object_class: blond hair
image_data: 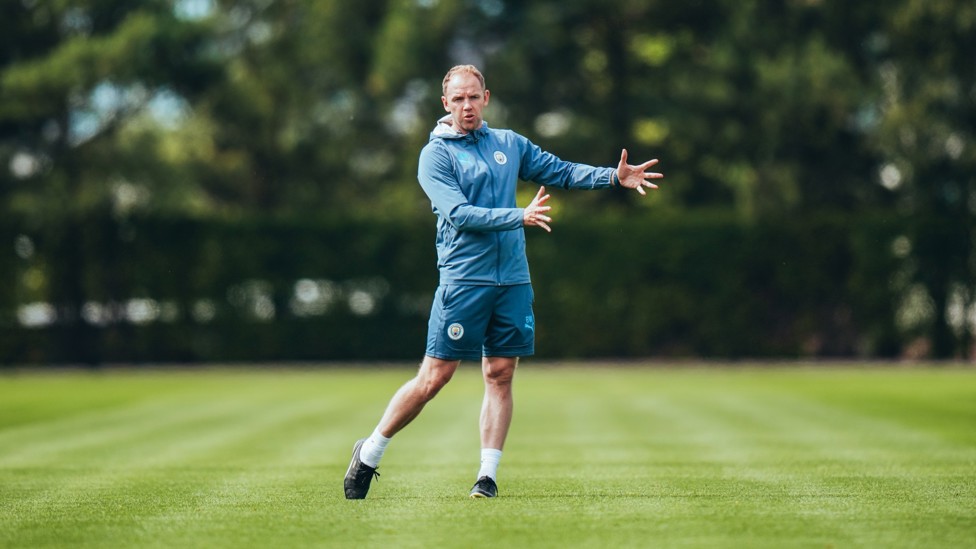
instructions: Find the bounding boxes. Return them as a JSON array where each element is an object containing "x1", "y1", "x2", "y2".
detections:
[{"x1": 442, "y1": 65, "x2": 486, "y2": 96}]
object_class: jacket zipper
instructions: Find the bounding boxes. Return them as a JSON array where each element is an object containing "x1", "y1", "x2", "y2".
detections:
[{"x1": 482, "y1": 136, "x2": 503, "y2": 285}]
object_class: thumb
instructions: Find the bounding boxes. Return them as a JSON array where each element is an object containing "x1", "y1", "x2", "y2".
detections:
[{"x1": 619, "y1": 148, "x2": 628, "y2": 165}]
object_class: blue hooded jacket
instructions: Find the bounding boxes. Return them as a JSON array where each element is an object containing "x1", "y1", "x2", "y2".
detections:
[{"x1": 418, "y1": 115, "x2": 616, "y2": 286}]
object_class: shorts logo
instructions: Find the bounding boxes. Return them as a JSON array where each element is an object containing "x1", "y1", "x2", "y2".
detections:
[
  {"x1": 493, "y1": 151, "x2": 507, "y2": 165},
  {"x1": 447, "y1": 323, "x2": 464, "y2": 340}
]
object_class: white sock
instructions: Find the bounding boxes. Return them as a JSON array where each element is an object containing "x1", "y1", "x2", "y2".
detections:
[
  {"x1": 359, "y1": 428, "x2": 391, "y2": 468},
  {"x1": 477, "y1": 448, "x2": 503, "y2": 480}
]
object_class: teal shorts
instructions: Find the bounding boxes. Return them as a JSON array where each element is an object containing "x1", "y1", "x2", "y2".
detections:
[{"x1": 425, "y1": 283, "x2": 535, "y2": 361}]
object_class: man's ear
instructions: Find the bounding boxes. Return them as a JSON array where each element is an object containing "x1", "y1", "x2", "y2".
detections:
[
  {"x1": 484, "y1": 89, "x2": 490, "y2": 106},
  {"x1": 442, "y1": 97, "x2": 450, "y2": 112}
]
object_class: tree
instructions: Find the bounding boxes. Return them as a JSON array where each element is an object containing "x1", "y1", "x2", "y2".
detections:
[
  {"x1": 0, "y1": 1, "x2": 218, "y2": 363},
  {"x1": 872, "y1": 0, "x2": 976, "y2": 357}
]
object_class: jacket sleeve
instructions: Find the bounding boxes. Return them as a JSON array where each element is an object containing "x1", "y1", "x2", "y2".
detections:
[
  {"x1": 517, "y1": 134, "x2": 616, "y2": 190},
  {"x1": 418, "y1": 143, "x2": 523, "y2": 232}
]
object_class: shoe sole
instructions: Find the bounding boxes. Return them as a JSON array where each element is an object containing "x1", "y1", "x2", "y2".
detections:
[{"x1": 469, "y1": 492, "x2": 491, "y2": 499}]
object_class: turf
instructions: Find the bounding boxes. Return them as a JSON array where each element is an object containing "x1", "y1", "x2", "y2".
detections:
[{"x1": 1, "y1": 364, "x2": 974, "y2": 548}]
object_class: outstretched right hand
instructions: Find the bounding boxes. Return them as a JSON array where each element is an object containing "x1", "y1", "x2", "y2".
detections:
[{"x1": 523, "y1": 186, "x2": 553, "y2": 233}]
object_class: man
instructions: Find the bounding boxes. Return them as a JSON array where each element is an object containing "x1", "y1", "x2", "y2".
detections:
[{"x1": 345, "y1": 64, "x2": 663, "y2": 500}]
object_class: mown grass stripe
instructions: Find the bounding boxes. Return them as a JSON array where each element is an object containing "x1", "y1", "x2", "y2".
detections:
[
  {"x1": 2, "y1": 398, "x2": 344, "y2": 539},
  {"x1": 1, "y1": 365, "x2": 974, "y2": 549}
]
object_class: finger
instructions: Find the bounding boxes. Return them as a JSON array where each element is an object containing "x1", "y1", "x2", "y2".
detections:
[
  {"x1": 538, "y1": 221, "x2": 552, "y2": 233},
  {"x1": 644, "y1": 181, "x2": 659, "y2": 189},
  {"x1": 537, "y1": 193, "x2": 551, "y2": 205},
  {"x1": 636, "y1": 185, "x2": 647, "y2": 196},
  {"x1": 536, "y1": 205, "x2": 552, "y2": 213},
  {"x1": 643, "y1": 172, "x2": 664, "y2": 179},
  {"x1": 535, "y1": 186, "x2": 546, "y2": 199},
  {"x1": 538, "y1": 215, "x2": 552, "y2": 223},
  {"x1": 619, "y1": 149, "x2": 628, "y2": 165},
  {"x1": 638, "y1": 159, "x2": 659, "y2": 170}
]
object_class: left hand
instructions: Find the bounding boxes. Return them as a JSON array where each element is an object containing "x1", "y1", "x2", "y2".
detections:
[
  {"x1": 523, "y1": 186, "x2": 553, "y2": 232},
  {"x1": 616, "y1": 149, "x2": 663, "y2": 196}
]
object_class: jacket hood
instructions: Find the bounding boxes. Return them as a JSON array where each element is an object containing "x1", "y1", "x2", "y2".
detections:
[{"x1": 429, "y1": 114, "x2": 489, "y2": 141}]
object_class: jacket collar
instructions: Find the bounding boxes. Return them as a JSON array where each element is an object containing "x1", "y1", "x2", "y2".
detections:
[{"x1": 430, "y1": 114, "x2": 488, "y2": 142}]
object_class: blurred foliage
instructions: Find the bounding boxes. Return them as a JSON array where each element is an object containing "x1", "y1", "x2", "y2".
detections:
[{"x1": 0, "y1": 0, "x2": 973, "y2": 362}]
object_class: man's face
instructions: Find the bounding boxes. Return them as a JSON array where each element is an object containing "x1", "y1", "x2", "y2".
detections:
[{"x1": 442, "y1": 73, "x2": 490, "y2": 134}]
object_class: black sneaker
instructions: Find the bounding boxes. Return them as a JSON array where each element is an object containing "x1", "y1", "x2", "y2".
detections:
[
  {"x1": 469, "y1": 476, "x2": 497, "y2": 498},
  {"x1": 344, "y1": 438, "x2": 379, "y2": 499}
]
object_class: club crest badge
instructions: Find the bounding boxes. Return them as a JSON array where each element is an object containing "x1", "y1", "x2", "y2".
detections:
[
  {"x1": 448, "y1": 323, "x2": 464, "y2": 340},
  {"x1": 493, "y1": 151, "x2": 507, "y2": 165}
]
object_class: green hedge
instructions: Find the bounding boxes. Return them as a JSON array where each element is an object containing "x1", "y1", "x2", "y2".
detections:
[
  {"x1": 0, "y1": 211, "x2": 967, "y2": 365},
  {"x1": 528, "y1": 212, "x2": 905, "y2": 358}
]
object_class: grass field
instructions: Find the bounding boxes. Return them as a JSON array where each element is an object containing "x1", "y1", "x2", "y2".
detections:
[{"x1": 1, "y1": 363, "x2": 974, "y2": 548}]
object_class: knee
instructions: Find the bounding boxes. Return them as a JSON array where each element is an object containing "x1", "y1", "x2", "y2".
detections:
[
  {"x1": 417, "y1": 359, "x2": 457, "y2": 401},
  {"x1": 483, "y1": 358, "x2": 516, "y2": 387},
  {"x1": 421, "y1": 370, "x2": 453, "y2": 400}
]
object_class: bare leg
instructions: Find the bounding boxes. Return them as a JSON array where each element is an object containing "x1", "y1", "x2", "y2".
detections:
[
  {"x1": 480, "y1": 356, "x2": 517, "y2": 450},
  {"x1": 376, "y1": 356, "x2": 460, "y2": 438}
]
